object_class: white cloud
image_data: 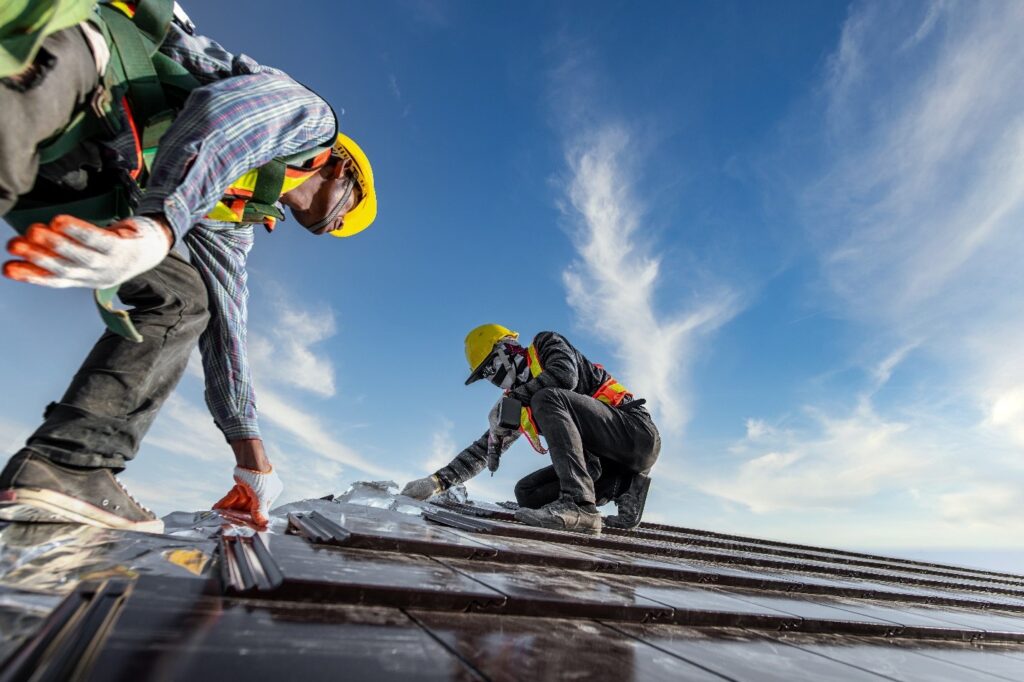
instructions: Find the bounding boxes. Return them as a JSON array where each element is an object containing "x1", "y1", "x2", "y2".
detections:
[
  {"x1": 255, "y1": 385, "x2": 396, "y2": 480},
  {"x1": 144, "y1": 394, "x2": 224, "y2": 463},
  {"x1": 703, "y1": 398, "x2": 927, "y2": 514},
  {"x1": 249, "y1": 298, "x2": 338, "y2": 398},
  {"x1": 423, "y1": 418, "x2": 457, "y2": 474},
  {"x1": 559, "y1": 125, "x2": 739, "y2": 433},
  {"x1": 132, "y1": 286, "x2": 385, "y2": 511},
  {"x1": 809, "y1": 1, "x2": 1024, "y2": 335},
  {"x1": 701, "y1": 1, "x2": 1024, "y2": 547},
  {"x1": 937, "y1": 484, "x2": 1024, "y2": 527},
  {"x1": 985, "y1": 386, "x2": 1024, "y2": 448},
  {"x1": 118, "y1": 471, "x2": 223, "y2": 516}
]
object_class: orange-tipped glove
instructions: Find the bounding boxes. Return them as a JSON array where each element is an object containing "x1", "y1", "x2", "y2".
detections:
[
  {"x1": 213, "y1": 466, "x2": 284, "y2": 527},
  {"x1": 3, "y1": 214, "x2": 171, "y2": 289}
]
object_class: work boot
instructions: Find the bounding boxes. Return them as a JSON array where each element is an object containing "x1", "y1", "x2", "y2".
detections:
[
  {"x1": 0, "y1": 451, "x2": 163, "y2": 533},
  {"x1": 604, "y1": 473, "x2": 651, "y2": 530},
  {"x1": 514, "y1": 495, "x2": 602, "y2": 535}
]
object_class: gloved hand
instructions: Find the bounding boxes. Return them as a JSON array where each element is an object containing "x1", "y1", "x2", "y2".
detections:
[
  {"x1": 486, "y1": 399, "x2": 520, "y2": 474},
  {"x1": 213, "y1": 466, "x2": 284, "y2": 528},
  {"x1": 402, "y1": 474, "x2": 443, "y2": 500},
  {"x1": 3, "y1": 214, "x2": 172, "y2": 289}
]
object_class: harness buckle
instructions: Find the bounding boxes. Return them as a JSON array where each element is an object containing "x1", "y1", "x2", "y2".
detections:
[{"x1": 89, "y1": 84, "x2": 119, "y2": 136}]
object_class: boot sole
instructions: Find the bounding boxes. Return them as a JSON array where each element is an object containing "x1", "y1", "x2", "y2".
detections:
[{"x1": 0, "y1": 488, "x2": 164, "y2": 534}]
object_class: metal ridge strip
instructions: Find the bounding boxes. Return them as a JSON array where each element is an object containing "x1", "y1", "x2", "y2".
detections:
[
  {"x1": 443, "y1": 519, "x2": 1024, "y2": 604},
  {"x1": 0, "y1": 579, "x2": 131, "y2": 682},
  {"x1": 288, "y1": 511, "x2": 353, "y2": 545},
  {"x1": 608, "y1": 526, "x2": 1024, "y2": 588},
  {"x1": 422, "y1": 508, "x2": 496, "y2": 533},
  {"x1": 219, "y1": 533, "x2": 284, "y2": 594},
  {"x1": 634, "y1": 521, "x2": 1024, "y2": 583}
]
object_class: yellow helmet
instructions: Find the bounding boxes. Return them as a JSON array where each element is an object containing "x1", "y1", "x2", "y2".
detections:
[
  {"x1": 464, "y1": 323, "x2": 518, "y2": 385},
  {"x1": 329, "y1": 132, "x2": 377, "y2": 238}
]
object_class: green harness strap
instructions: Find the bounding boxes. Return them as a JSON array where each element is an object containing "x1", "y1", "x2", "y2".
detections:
[
  {"x1": 7, "y1": 0, "x2": 178, "y2": 343},
  {"x1": 7, "y1": 0, "x2": 325, "y2": 342},
  {"x1": 244, "y1": 159, "x2": 287, "y2": 224}
]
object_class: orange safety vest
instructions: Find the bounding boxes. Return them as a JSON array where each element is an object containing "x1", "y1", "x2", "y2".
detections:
[{"x1": 516, "y1": 344, "x2": 633, "y2": 454}]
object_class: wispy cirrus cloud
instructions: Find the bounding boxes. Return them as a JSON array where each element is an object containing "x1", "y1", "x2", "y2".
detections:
[
  {"x1": 704, "y1": 1, "x2": 1024, "y2": 545},
  {"x1": 249, "y1": 300, "x2": 338, "y2": 398},
  {"x1": 142, "y1": 394, "x2": 224, "y2": 464},
  {"x1": 550, "y1": 53, "x2": 740, "y2": 434}
]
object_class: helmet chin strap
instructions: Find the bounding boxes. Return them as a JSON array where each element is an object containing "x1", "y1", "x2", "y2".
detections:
[{"x1": 304, "y1": 178, "x2": 354, "y2": 234}]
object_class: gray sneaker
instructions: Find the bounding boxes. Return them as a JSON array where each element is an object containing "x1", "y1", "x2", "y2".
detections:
[
  {"x1": 0, "y1": 451, "x2": 163, "y2": 533},
  {"x1": 514, "y1": 495, "x2": 602, "y2": 535}
]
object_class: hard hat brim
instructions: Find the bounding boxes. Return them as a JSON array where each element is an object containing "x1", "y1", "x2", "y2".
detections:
[{"x1": 464, "y1": 349, "x2": 498, "y2": 385}]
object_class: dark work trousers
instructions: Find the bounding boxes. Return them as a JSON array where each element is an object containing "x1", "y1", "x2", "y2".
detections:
[
  {"x1": 528, "y1": 387, "x2": 661, "y2": 507},
  {"x1": 515, "y1": 462, "x2": 630, "y2": 509},
  {"x1": 0, "y1": 26, "x2": 100, "y2": 216},
  {"x1": 19, "y1": 252, "x2": 210, "y2": 471}
]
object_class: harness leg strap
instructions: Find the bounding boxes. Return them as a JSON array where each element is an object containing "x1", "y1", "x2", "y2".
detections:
[{"x1": 94, "y1": 286, "x2": 144, "y2": 343}]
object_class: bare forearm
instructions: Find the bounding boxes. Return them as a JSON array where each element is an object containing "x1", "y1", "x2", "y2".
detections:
[{"x1": 230, "y1": 438, "x2": 271, "y2": 472}]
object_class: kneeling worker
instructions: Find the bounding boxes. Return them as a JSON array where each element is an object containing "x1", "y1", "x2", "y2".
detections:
[{"x1": 403, "y1": 324, "x2": 660, "y2": 534}]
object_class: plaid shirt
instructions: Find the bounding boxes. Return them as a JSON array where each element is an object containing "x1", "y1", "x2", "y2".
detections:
[{"x1": 136, "y1": 23, "x2": 336, "y2": 440}]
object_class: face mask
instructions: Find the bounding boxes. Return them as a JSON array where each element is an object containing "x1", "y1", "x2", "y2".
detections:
[{"x1": 487, "y1": 342, "x2": 529, "y2": 390}]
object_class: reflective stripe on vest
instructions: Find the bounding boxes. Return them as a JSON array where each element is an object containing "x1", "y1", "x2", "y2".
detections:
[
  {"x1": 207, "y1": 147, "x2": 334, "y2": 228},
  {"x1": 593, "y1": 377, "x2": 632, "y2": 407},
  {"x1": 519, "y1": 406, "x2": 547, "y2": 454},
  {"x1": 526, "y1": 344, "x2": 543, "y2": 378}
]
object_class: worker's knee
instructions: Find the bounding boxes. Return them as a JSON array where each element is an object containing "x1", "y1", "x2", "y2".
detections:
[
  {"x1": 513, "y1": 478, "x2": 532, "y2": 507},
  {"x1": 164, "y1": 259, "x2": 210, "y2": 330},
  {"x1": 514, "y1": 477, "x2": 552, "y2": 509},
  {"x1": 125, "y1": 255, "x2": 210, "y2": 335},
  {"x1": 529, "y1": 387, "x2": 567, "y2": 413}
]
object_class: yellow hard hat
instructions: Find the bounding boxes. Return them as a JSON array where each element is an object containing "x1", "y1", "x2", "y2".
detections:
[
  {"x1": 464, "y1": 323, "x2": 518, "y2": 385},
  {"x1": 329, "y1": 132, "x2": 377, "y2": 238}
]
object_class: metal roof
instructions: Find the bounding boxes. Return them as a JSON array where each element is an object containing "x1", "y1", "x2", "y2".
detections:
[{"x1": 2, "y1": 483, "x2": 1023, "y2": 680}]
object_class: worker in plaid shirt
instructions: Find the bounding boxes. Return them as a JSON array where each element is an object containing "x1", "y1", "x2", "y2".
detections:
[{"x1": 0, "y1": 1, "x2": 377, "y2": 532}]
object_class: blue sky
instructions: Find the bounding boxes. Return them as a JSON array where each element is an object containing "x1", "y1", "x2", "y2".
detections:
[{"x1": 2, "y1": 1, "x2": 1023, "y2": 571}]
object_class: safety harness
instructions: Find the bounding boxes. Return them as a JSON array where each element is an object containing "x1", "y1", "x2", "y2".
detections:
[
  {"x1": 516, "y1": 344, "x2": 634, "y2": 454},
  {"x1": 4, "y1": 0, "x2": 334, "y2": 341}
]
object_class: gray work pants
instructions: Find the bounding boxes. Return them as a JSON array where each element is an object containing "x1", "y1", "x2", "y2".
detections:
[
  {"x1": 527, "y1": 388, "x2": 661, "y2": 506},
  {"x1": 18, "y1": 252, "x2": 209, "y2": 471},
  {"x1": 0, "y1": 26, "x2": 99, "y2": 215}
]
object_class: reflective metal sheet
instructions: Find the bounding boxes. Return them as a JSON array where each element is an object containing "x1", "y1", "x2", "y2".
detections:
[
  {"x1": 409, "y1": 610, "x2": 725, "y2": 682},
  {"x1": 86, "y1": 576, "x2": 481, "y2": 681},
  {"x1": 0, "y1": 522, "x2": 216, "y2": 595},
  {"x1": 432, "y1": 557, "x2": 675, "y2": 622},
  {"x1": 261, "y1": 533, "x2": 507, "y2": 610},
  {"x1": 774, "y1": 633, "x2": 1024, "y2": 682},
  {"x1": 609, "y1": 623, "x2": 885, "y2": 681}
]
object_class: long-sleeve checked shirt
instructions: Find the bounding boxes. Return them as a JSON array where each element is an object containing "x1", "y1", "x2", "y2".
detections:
[{"x1": 134, "y1": 22, "x2": 336, "y2": 440}]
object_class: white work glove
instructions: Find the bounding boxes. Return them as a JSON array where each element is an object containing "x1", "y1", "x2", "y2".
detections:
[
  {"x1": 3, "y1": 215, "x2": 171, "y2": 289},
  {"x1": 213, "y1": 466, "x2": 284, "y2": 528},
  {"x1": 486, "y1": 398, "x2": 520, "y2": 474},
  {"x1": 402, "y1": 474, "x2": 443, "y2": 500}
]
